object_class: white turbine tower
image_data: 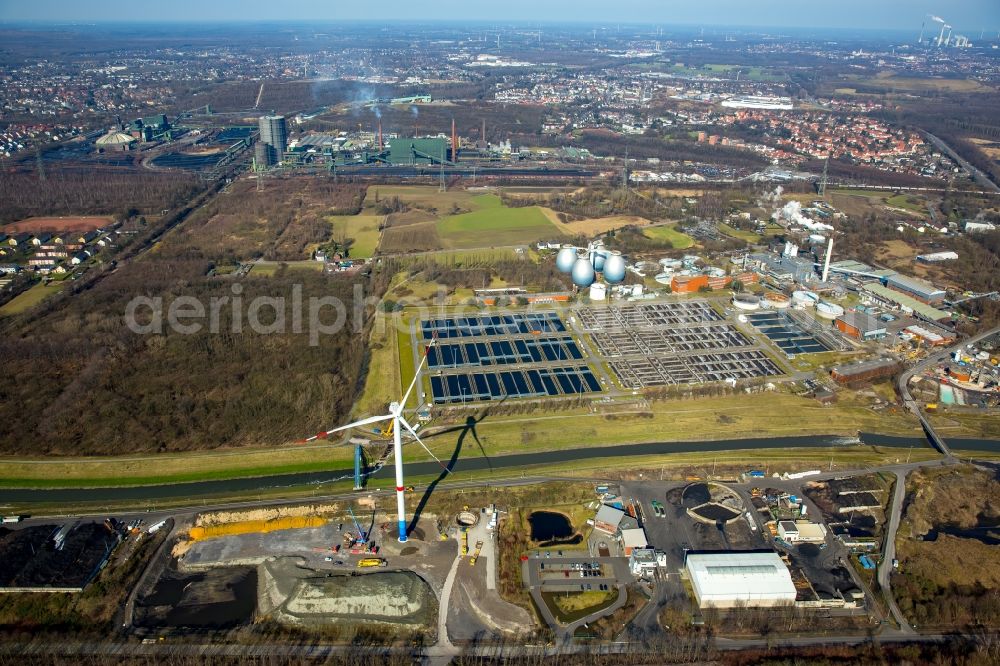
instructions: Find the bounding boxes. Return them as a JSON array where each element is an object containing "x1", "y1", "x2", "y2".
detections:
[{"x1": 302, "y1": 342, "x2": 441, "y2": 543}]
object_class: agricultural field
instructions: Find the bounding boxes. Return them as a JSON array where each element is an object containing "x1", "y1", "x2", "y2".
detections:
[
  {"x1": 0, "y1": 281, "x2": 64, "y2": 316},
  {"x1": 329, "y1": 213, "x2": 382, "y2": 258},
  {"x1": 642, "y1": 224, "x2": 695, "y2": 249}
]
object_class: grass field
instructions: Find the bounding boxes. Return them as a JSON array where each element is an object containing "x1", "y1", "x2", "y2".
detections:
[
  {"x1": 642, "y1": 224, "x2": 695, "y2": 249},
  {"x1": 436, "y1": 195, "x2": 561, "y2": 249},
  {"x1": 0, "y1": 282, "x2": 64, "y2": 316},
  {"x1": 329, "y1": 214, "x2": 382, "y2": 258},
  {"x1": 885, "y1": 194, "x2": 928, "y2": 215},
  {"x1": 3, "y1": 215, "x2": 113, "y2": 233},
  {"x1": 542, "y1": 209, "x2": 653, "y2": 236},
  {"x1": 718, "y1": 223, "x2": 761, "y2": 243},
  {"x1": 249, "y1": 260, "x2": 324, "y2": 276},
  {"x1": 838, "y1": 73, "x2": 990, "y2": 94}
]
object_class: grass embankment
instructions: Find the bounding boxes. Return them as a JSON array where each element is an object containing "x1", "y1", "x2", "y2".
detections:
[
  {"x1": 0, "y1": 282, "x2": 64, "y2": 316},
  {"x1": 926, "y1": 411, "x2": 1000, "y2": 440},
  {"x1": 355, "y1": 311, "x2": 402, "y2": 415},
  {"x1": 642, "y1": 224, "x2": 695, "y2": 249},
  {"x1": 0, "y1": 390, "x2": 929, "y2": 490}
]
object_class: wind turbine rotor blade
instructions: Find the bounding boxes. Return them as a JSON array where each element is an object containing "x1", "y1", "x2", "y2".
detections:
[
  {"x1": 399, "y1": 417, "x2": 449, "y2": 473},
  {"x1": 311, "y1": 413, "x2": 393, "y2": 440},
  {"x1": 399, "y1": 340, "x2": 435, "y2": 410}
]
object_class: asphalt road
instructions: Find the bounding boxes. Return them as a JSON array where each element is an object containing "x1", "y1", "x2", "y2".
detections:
[{"x1": 922, "y1": 131, "x2": 1000, "y2": 193}]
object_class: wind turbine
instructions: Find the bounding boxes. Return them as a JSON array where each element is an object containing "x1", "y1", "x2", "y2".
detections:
[{"x1": 302, "y1": 341, "x2": 442, "y2": 543}]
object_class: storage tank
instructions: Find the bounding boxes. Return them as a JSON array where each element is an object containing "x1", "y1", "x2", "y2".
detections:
[
  {"x1": 556, "y1": 245, "x2": 578, "y2": 273},
  {"x1": 732, "y1": 293, "x2": 761, "y2": 311},
  {"x1": 589, "y1": 282, "x2": 607, "y2": 301},
  {"x1": 603, "y1": 252, "x2": 626, "y2": 283},
  {"x1": 592, "y1": 250, "x2": 608, "y2": 272},
  {"x1": 791, "y1": 290, "x2": 819, "y2": 308},
  {"x1": 762, "y1": 291, "x2": 791, "y2": 309},
  {"x1": 815, "y1": 301, "x2": 845, "y2": 319},
  {"x1": 654, "y1": 272, "x2": 673, "y2": 285},
  {"x1": 571, "y1": 257, "x2": 596, "y2": 287}
]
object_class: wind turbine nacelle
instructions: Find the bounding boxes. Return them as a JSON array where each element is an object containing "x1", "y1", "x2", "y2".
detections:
[
  {"x1": 556, "y1": 245, "x2": 578, "y2": 273},
  {"x1": 603, "y1": 252, "x2": 626, "y2": 284},
  {"x1": 571, "y1": 257, "x2": 596, "y2": 288}
]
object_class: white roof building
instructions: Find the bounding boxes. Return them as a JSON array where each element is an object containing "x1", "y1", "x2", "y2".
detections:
[
  {"x1": 594, "y1": 505, "x2": 625, "y2": 534},
  {"x1": 619, "y1": 527, "x2": 648, "y2": 555},
  {"x1": 686, "y1": 552, "x2": 797, "y2": 608}
]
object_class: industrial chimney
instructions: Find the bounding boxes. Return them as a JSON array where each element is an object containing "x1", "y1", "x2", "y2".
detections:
[
  {"x1": 822, "y1": 238, "x2": 834, "y2": 282},
  {"x1": 451, "y1": 118, "x2": 457, "y2": 162},
  {"x1": 377, "y1": 120, "x2": 383, "y2": 151}
]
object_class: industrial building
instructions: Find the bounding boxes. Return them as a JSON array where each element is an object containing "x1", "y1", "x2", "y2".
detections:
[
  {"x1": 258, "y1": 115, "x2": 288, "y2": 165},
  {"x1": 387, "y1": 137, "x2": 454, "y2": 165},
  {"x1": 619, "y1": 527, "x2": 648, "y2": 556},
  {"x1": 830, "y1": 358, "x2": 901, "y2": 384},
  {"x1": 593, "y1": 505, "x2": 626, "y2": 534},
  {"x1": 685, "y1": 551, "x2": 797, "y2": 608},
  {"x1": 834, "y1": 311, "x2": 887, "y2": 341},
  {"x1": 777, "y1": 521, "x2": 828, "y2": 543},
  {"x1": 885, "y1": 274, "x2": 946, "y2": 304},
  {"x1": 860, "y1": 282, "x2": 951, "y2": 322}
]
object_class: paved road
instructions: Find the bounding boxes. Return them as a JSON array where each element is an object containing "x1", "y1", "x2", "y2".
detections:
[
  {"x1": 922, "y1": 131, "x2": 1000, "y2": 193},
  {"x1": 522, "y1": 555, "x2": 633, "y2": 638},
  {"x1": 879, "y1": 470, "x2": 913, "y2": 633}
]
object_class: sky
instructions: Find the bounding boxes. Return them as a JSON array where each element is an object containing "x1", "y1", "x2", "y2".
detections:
[{"x1": 1, "y1": 0, "x2": 998, "y2": 32}]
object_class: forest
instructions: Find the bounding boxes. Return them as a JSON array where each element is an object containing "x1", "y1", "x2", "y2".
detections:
[
  {"x1": 0, "y1": 178, "x2": 390, "y2": 455},
  {"x1": 0, "y1": 167, "x2": 201, "y2": 224}
]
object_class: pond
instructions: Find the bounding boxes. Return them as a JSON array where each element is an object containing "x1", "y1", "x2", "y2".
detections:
[{"x1": 528, "y1": 510, "x2": 580, "y2": 546}]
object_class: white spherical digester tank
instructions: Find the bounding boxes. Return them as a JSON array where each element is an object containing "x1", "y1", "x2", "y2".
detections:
[
  {"x1": 571, "y1": 257, "x2": 596, "y2": 288},
  {"x1": 592, "y1": 250, "x2": 608, "y2": 272},
  {"x1": 602, "y1": 251, "x2": 626, "y2": 283},
  {"x1": 556, "y1": 245, "x2": 578, "y2": 273}
]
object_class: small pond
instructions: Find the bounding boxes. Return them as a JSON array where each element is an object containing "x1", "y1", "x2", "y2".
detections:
[{"x1": 528, "y1": 510, "x2": 581, "y2": 546}]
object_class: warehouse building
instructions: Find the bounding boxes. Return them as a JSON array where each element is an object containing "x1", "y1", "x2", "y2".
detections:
[
  {"x1": 830, "y1": 357, "x2": 901, "y2": 384},
  {"x1": 777, "y1": 521, "x2": 828, "y2": 543},
  {"x1": 860, "y1": 282, "x2": 951, "y2": 321},
  {"x1": 686, "y1": 551, "x2": 797, "y2": 608},
  {"x1": 886, "y1": 274, "x2": 946, "y2": 304},
  {"x1": 834, "y1": 311, "x2": 887, "y2": 341},
  {"x1": 593, "y1": 505, "x2": 625, "y2": 534}
]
